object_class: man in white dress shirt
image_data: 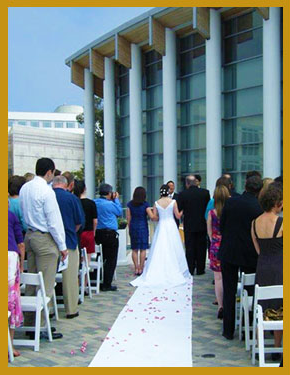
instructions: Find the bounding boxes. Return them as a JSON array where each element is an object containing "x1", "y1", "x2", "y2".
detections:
[{"x1": 20, "y1": 158, "x2": 68, "y2": 339}]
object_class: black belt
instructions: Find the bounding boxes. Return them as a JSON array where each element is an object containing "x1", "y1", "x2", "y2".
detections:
[
  {"x1": 97, "y1": 229, "x2": 117, "y2": 234},
  {"x1": 28, "y1": 228, "x2": 48, "y2": 234}
]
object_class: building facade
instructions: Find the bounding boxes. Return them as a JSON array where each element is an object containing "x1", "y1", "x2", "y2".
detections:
[
  {"x1": 65, "y1": 7, "x2": 282, "y2": 205},
  {"x1": 8, "y1": 105, "x2": 85, "y2": 176}
]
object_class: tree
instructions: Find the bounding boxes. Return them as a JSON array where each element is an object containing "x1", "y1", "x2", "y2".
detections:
[{"x1": 74, "y1": 97, "x2": 104, "y2": 189}]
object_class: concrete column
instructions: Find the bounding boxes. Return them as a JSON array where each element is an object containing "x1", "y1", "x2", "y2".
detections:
[
  {"x1": 103, "y1": 57, "x2": 116, "y2": 189},
  {"x1": 263, "y1": 7, "x2": 281, "y2": 178},
  {"x1": 84, "y1": 68, "x2": 95, "y2": 199},
  {"x1": 206, "y1": 9, "x2": 222, "y2": 196},
  {"x1": 129, "y1": 44, "x2": 143, "y2": 195},
  {"x1": 162, "y1": 28, "x2": 177, "y2": 184}
]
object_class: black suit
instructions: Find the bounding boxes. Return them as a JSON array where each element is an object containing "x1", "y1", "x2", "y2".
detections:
[
  {"x1": 178, "y1": 186, "x2": 210, "y2": 275},
  {"x1": 219, "y1": 192, "x2": 263, "y2": 338},
  {"x1": 171, "y1": 192, "x2": 180, "y2": 228}
]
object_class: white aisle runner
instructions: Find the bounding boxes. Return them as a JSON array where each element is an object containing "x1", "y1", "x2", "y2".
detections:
[{"x1": 89, "y1": 278, "x2": 193, "y2": 367}]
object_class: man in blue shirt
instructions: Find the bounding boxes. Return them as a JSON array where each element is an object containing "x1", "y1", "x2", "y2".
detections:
[
  {"x1": 94, "y1": 183, "x2": 122, "y2": 291},
  {"x1": 53, "y1": 175, "x2": 85, "y2": 318}
]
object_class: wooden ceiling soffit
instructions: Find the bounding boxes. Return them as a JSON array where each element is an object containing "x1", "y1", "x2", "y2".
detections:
[
  {"x1": 90, "y1": 49, "x2": 104, "y2": 80},
  {"x1": 193, "y1": 7, "x2": 210, "y2": 40},
  {"x1": 255, "y1": 7, "x2": 269, "y2": 20},
  {"x1": 149, "y1": 16, "x2": 165, "y2": 56},
  {"x1": 115, "y1": 34, "x2": 131, "y2": 69},
  {"x1": 71, "y1": 61, "x2": 84, "y2": 89},
  {"x1": 94, "y1": 76, "x2": 103, "y2": 98}
]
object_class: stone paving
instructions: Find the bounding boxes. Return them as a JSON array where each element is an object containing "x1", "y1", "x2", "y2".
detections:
[{"x1": 9, "y1": 258, "x2": 258, "y2": 367}]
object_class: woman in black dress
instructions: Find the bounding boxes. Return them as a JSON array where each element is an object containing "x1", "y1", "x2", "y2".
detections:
[{"x1": 251, "y1": 182, "x2": 283, "y2": 355}]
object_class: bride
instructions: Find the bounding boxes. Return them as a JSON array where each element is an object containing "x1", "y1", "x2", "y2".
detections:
[{"x1": 130, "y1": 184, "x2": 191, "y2": 288}]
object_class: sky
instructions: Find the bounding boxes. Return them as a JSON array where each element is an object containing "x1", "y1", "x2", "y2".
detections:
[{"x1": 8, "y1": 7, "x2": 153, "y2": 113}]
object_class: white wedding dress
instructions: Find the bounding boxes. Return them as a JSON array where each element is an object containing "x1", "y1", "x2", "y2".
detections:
[{"x1": 130, "y1": 200, "x2": 191, "y2": 288}]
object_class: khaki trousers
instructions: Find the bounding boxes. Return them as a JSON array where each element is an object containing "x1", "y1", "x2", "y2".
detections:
[
  {"x1": 62, "y1": 248, "x2": 79, "y2": 315},
  {"x1": 24, "y1": 231, "x2": 59, "y2": 325}
]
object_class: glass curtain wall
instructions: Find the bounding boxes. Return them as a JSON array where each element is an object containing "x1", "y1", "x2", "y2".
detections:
[
  {"x1": 222, "y1": 10, "x2": 263, "y2": 192},
  {"x1": 177, "y1": 33, "x2": 206, "y2": 190},
  {"x1": 142, "y1": 50, "x2": 163, "y2": 205},
  {"x1": 116, "y1": 64, "x2": 130, "y2": 206}
]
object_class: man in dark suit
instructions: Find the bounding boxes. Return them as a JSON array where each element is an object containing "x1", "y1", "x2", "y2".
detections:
[
  {"x1": 178, "y1": 175, "x2": 210, "y2": 275},
  {"x1": 219, "y1": 175, "x2": 263, "y2": 340},
  {"x1": 167, "y1": 180, "x2": 179, "y2": 228}
]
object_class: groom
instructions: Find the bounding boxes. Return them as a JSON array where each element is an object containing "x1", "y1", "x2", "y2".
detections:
[{"x1": 178, "y1": 175, "x2": 210, "y2": 275}]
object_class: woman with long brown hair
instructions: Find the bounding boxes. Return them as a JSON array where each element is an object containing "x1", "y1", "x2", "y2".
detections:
[{"x1": 207, "y1": 185, "x2": 230, "y2": 319}]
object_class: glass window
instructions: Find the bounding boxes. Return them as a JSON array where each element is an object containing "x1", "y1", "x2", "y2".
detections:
[
  {"x1": 120, "y1": 73, "x2": 129, "y2": 96},
  {"x1": 223, "y1": 86, "x2": 263, "y2": 118},
  {"x1": 147, "y1": 154, "x2": 163, "y2": 176},
  {"x1": 30, "y1": 121, "x2": 39, "y2": 127},
  {"x1": 146, "y1": 85, "x2": 162, "y2": 109},
  {"x1": 120, "y1": 157, "x2": 130, "y2": 177},
  {"x1": 78, "y1": 123, "x2": 84, "y2": 129},
  {"x1": 180, "y1": 73, "x2": 205, "y2": 101},
  {"x1": 147, "y1": 131, "x2": 163, "y2": 154},
  {"x1": 119, "y1": 116, "x2": 129, "y2": 137},
  {"x1": 180, "y1": 98, "x2": 206, "y2": 125},
  {"x1": 8, "y1": 120, "x2": 13, "y2": 127},
  {"x1": 180, "y1": 47, "x2": 205, "y2": 76},
  {"x1": 223, "y1": 144, "x2": 263, "y2": 172},
  {"x1": 180, "y1": 33, "x2": 205, "y2": 52},
  {"x1": 146, "y1": 61, "x2": 162, "y2": 87},
  {"x1": 120, "y1": 96, "x2": 129, "y2": 117},
  {"x1": 145, "y1": 50, "x2": 162, "y2": 65},
  {"x1": 181, "y1": 124, "x2": 206, "y2": 150},
  {"x1": 224, "y1": 11, "x2": 263, "y2": 37},
  {"x1": 223, "y1": 57, "x2": 263, "y2": 91},
  {"x1": 55, "y1": 122, "x2": 64, "y2": 128},
  {"x1": 223, "y1": 116, "x2": 263, "y2": 145},
  {"x1": 17, "y1": 121, "x2": 26, "y2": 126},
  {"x1": 66, "y1": 122, "x2": 75, "y2": 128},
  {"x1": 146, "y1": 108, "x2": 163, "y2": 131},
  {"x1": 224, "y1": 28, "x2": 262, "y2": 64},
  {"x1": 181, "y1": 149, "x2": 206, "y2": 174},
  {"x1": 43, "y1": 121, "x2": 52, "y2": 128}
]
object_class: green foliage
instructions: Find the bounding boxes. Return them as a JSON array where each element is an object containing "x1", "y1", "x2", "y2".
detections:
[{"x1": 72, "y1": 163, "x2": 104, "y2": 190}]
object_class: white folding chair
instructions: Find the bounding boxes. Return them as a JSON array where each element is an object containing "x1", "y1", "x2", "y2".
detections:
[
  {"x1": 8, "y1": 311, "x2": 14, "y2": 362},
  {"x1": 90, "y1": 245, "x2": 103, "y2": 294},
  {"x1": 14, "y1": 272, "x2": 52, "y2": 352},
  {"x1": 252, "y1": 285, "x2": 283, "y2": 367},
  {"x1": 79, "y1": 247, "x2": 92, "y2": 303},
  {"x1": 238, "y1": 272, "x2": 256, "y2": 350},
  {"x1": 235, "y1": 271, "x2": 242, "y2": 329}
]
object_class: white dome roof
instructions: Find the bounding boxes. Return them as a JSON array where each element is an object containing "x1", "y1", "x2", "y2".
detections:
[{"x1": 54, "y1": 105, "x2": 83, "y2": 114}]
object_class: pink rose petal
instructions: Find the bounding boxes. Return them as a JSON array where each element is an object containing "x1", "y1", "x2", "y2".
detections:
[{"x1": 70, "y1": 350, "x2": 75, "y2": 355}]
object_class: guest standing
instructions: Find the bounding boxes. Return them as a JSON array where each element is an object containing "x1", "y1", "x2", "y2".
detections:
[
  {"x1": 53, "y1": 175, "x2": 84, "y2": 319},
  {"x1": 207, "y1": 185, "x2": 230, "y2": 319},
  {"x1": 178, "y1": 175, "x2": 210, "y2": 275},
  {"x1": 126, "y1": 187, "x2": 155, "y2": 275},
  {"x1": 8, "y1": 175, "x2": 27, "y2": 235},
  {"x1": 20, "y1": 158, "x2": 67, "y2": 339},
  {"x1": 8, "y1": 210, "x2": 25, "y2": 357},
  {"x1": 219, "y1": 175, "x2": 263, "y2": 340},
  {"x1": 94, "y1": 184, "x2": 122, "y2": 291},
  {"x1": 251, "y1": 183, "x2": 283, "y2": 357}
]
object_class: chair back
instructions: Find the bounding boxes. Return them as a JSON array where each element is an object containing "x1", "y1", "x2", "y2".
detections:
[
  {"x1": 241, "y1": 272, "x2": 256, "y2": 287},
  {"x1": 254, "y1": 284, "x2": 283, "y2": 308},
  {"x1": 20, "y1": 272, "x2": 42, "y2": 286}
]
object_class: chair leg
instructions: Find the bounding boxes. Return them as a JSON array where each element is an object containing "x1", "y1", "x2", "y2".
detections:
[
  {"x1": 86, "y1": 265, "x2": 92, "y2": 299},
  {"x1": 239, "y1": 303, "x2": 243, "y2": 341},
  {"x1": 8, "y1": 327, "x2": 14, "y2": 362},
  {"x1": 80, "y1": 264, "x2": 85, "y2": 303},
  {"x1": 43, "y1": 302, "x2": 53, "y2": 342},
  {"x1": 97, "y1": 258, "x2": 101, "y2": 294},
  {"x1": 244, "y1": 309, "x2": 250, "y2": 351},
  {"x1": 252, "y1": 320, "x2": 257, "y2": 365},
  {"x1": 34, "y1": 309, "x2": 41, "y2": 352},
  {"x1": 52, "y1": 289, "x2": 59, "y2": 321},
  {"x1": 258, "y1": 324, "x2": 265, "y2": 367}
]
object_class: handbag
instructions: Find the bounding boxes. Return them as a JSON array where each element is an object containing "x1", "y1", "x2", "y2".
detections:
[{"x1": 263, "y1": 307, "x2": 283, "y2": 321}]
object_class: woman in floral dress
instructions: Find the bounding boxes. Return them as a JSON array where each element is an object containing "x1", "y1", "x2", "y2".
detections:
[
  {"x1": 8, "y1": 209, "x2": 25, "y2": 358},
  {"x1": 207, "y1": 185, "x2": 230, "y2": 319}
]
